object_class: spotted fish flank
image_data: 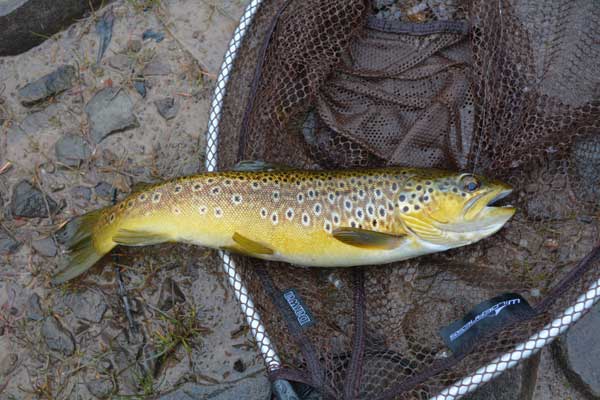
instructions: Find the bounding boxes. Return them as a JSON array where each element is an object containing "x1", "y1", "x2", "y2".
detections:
[{"x1": 51, "y1": 167, "x2": 516, "y2": 284}]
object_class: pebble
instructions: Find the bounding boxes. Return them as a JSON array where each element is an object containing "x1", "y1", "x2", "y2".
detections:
[
  {"x1": 11, "y1": 180, "x2": 59, "y2": 218},
  {"x1": 0, "y1": 230, "x2": 20, "y2": 255},
  {"x1": 32, "y1": 237, "x2": 58, "y2": 257},
  {"x1": 127, "y1": 39, "x2": 142, "y2": 53},
  {"x1": 554, "y1": 302, "x2": 600, "y2": 398},
  {"x1": 18, "y1": 65, "x2": 77, "y2": 105},
  {"x1": 107, "y1": 54, "x2": 131, "y2": 71},
  {"x1": 71, "y1": 185, "x2": 92, "y2": 201},
  {"x1": 158, "y1": 278, "x2": 186, "y2": 311},
  {"x1": 143, "y1": 58, "x2": 171, "y2": 76},
  {"x1": 55, "y1": 134, "x2": 91, "y2": 167},
  {"x1": 64, "y1": 290, "x2": 108, "y2": 323},
  {"x1": 26, "y1": 293, "x2": 44, "y2": 321},
  {"x1": 154, "y1": 97, "x2": 179, "y2": 120},
  {"x1": 0, "y1": 353, "x2": 18, "y2": 377},
  {"x1": 86, "y1": 376, "x2": 115, "y2": 399},
  {"x1": 41, "y1": 316, "x2": 76, "y2": 356},
  {"x1": 84, "y1": 87, "x2": 139, "y2": 143},
  {"x1": 94, "y1": 181, "x2": 114, "y2": 199}
]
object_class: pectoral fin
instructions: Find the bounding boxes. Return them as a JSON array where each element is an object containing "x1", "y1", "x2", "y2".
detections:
[
  {"x1": 332, "y1": 227, "x2": 406, "y2": 250},
  {"x1": 113, "y1": 229, "x2": 171, "y2": 246},
  {"x1": 232, "y1": 232, "x2": 274, "y2": 255}
]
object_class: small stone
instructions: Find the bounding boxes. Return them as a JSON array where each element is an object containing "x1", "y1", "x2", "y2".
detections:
[
  {"x1": 233, "y1": 359, "x2": 246, "y2": 373},
  {"x1": 32, "y1": 237, "x2": 57, "y2": 257},
  {"x1": 154, "y1": 97, "x2": 179, "y2": 120},
  {"x1": 158, "y1": 278, "x2": 186, "y2": 311},
  {"x1": 133, "y1": 79, "x2": 147, "y2": 98},
  {"x1": 127, "y1": 39, "x2": 142, "y2": 53},
  {"x1": 94, "y1": 181, "x2": 114, "y2": 199},
  {"x1": 64, "y1": 290, "x2": 108, "y2": 323},
  {"x1": 543, "y1": 238, "x2": 559, "y2": 251},
  {"x1": 0, "y1": 353, "x2": 18, "y2": 377},
  {"x1": 107, "y1": 54, "x2": 131, "y2": 71},
  {"x1": 71, "y1": 186, "x2": 92, "y2": 201},
  {"x1": 41, "y1": 316, "x2": 76, "y2": 356},
  {"x1": 18, "y1": 65, "x2": 77, "y2": 106},
  {"x1": 85, "y1": 87, "x2": 139, "y2": 143},
  {"x1": 0, "y1": 231, "x2": 20, "y2": 255},
  {"x1": 55, "y1": 134, "x2": 91, "y2": 167},
  {"x1": 11, "y1": 180, "x2": 59, "y2": 218},
  {"x1": 86, "y1": 376, "x2": 114, "y2": 399},
  {"x1": 143, "y1": 59, "x2": 171, "y2": 76},
  {"x1": 27, "y1": 293, "x2": 44, "y2": 321},
  {"x1": 50, "y1": 183, "x2": 66, "y2": 192},
  {"x1": 554, "y1": 302, "x2": 600, "y2": 398}
]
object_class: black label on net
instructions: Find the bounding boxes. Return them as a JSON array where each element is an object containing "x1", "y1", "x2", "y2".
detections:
[
  {"x1": 283, "y1": 289, "x2": 315, "y2": 328},
  {"x1": 440, "y1": 293, "x2": 535, "y2": 355}
]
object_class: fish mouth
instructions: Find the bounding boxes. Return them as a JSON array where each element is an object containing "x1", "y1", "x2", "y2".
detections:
[{"x1": 464, "y1": 186, "x2": 516, "y2": 221}]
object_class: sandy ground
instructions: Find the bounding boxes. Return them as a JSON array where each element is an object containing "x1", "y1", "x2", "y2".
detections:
[{"x1": 0, "y1": 1, "x2": 271, "y2": 398}]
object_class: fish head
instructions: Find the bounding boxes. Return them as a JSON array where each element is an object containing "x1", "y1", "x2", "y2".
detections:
[{"x1": 400, "y1": 171, "x2": 516, "y2": 248}]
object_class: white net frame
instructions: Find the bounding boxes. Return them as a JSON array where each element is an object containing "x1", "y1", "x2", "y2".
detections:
[{"x1": 203, "y1": 1, "x2": 600, "y2": 398}]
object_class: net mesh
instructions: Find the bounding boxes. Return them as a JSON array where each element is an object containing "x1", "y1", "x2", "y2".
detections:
[{"x1": 213, "y1": 0, "x2": 600, "y2": 398}]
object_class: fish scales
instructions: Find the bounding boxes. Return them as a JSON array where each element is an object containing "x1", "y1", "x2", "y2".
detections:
[{"x1": 52, "y1": 167, "x2": 516, "y2": 284}]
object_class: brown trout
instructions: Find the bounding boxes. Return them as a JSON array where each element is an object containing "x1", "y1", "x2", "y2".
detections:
[{"x1": 51, "y1": 167, "x2": 515, "y2": 284}]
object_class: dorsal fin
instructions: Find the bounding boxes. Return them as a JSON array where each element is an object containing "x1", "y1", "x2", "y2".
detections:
[{"x1": 232, "y1": 160, "x2": 292, "y2": 172}]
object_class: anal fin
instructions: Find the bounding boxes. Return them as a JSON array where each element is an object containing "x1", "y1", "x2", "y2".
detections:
[
  {"x1": 332, "y1": 227, "x2": 406, "y2": 250},
  {"x1": 232, "y1": 232, "x2": 274, "y2": 255}
]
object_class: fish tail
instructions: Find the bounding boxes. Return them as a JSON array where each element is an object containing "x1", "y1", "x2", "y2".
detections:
[{"x1": 51, "y1": 210, "x2": 115, "y2": 285}]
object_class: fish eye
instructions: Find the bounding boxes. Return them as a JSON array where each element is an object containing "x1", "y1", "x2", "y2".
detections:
[{"x1": 460, "y1": 175, "x2": 480, "y2": 192}]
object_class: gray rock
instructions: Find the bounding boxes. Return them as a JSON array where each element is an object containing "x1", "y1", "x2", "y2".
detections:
[
  {"x1": 143, "y1": 59, "x2": 171, "y2": 76},
  {"x1": 32, "y1": 237, "x2": 57, "y2": 257},
  {"x1": 26, "y1": 293, "x2": 44, "y2": 321},
  {"x1": 11, "y1": 180, "x2": 59, "y2": 218},
  {"x1": 463, "y1": 364, "x2": 524, "y2": 400},
  {"x1": 41, "y1": 316, "x2": 75, "y2": 356},
  {"x1": 0, "y1": 353, "x2": 18, "y2": 377},
  {"x1": 71, "y1": 185, "x2": 92, "y2": 201},
  {"x1": 65, "y1": 290, "x2": 108, "y2": 323},
  {"x1": 154, "y1": 97, "x2": 179, "y2": 120},
  {"x1": 554, "y1": 302, "x2": 600, "y2": 398},
  {"x1": 85, "y1": 376, "x2": 114, "y2": 399},
  {"x1": 107, "y1": 54, "x2": 131, "y2": 71},
  {"x1": 158, "y1": 278, "x2": 186, "y2": 311},
  {"x1": 85, "y1": 87, "x2": 139, "y2": 143},
  {"x1": 0, "y1": 230, "x2": 20, "y2": 255},
  {"x1": 18, "y1": 65, "x2": 76, "y2": 105},
  {"x1": 94, "y1": 181, "x2": 114, "y2": 200},
  {"x1": 0, "y1": 0, "x2": 105, "y2": 56},
  {"x1": 55, "y1": 134, "x2": 91, "y2": 167},
  {"x1": 157, "y1": 374, "x2": 271, "y2": 400}
]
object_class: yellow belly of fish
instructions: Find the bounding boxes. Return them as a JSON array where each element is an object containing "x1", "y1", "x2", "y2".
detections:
[{"x1": 116, "y1": 205, "x2": 439, "y2": 267}]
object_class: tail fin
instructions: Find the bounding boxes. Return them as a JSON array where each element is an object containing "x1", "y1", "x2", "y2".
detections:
[{"x1": 51, "y1": 210, "x2": 112, "y2": 285}]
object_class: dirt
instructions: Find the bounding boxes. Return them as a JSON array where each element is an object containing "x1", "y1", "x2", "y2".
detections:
[{"x1": 0, "y1": 0, "x2": 269, "y2": 398}]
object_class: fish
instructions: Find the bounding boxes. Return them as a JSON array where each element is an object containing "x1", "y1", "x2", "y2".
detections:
[{"x1": 51, "y1": 165, "x2": 516, "y2": 284}]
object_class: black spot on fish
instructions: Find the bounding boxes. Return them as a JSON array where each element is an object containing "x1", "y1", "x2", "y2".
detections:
[
  {"x1": 399, "y1": 195, "x2": 406, "y2": 202},
  {"x1": 416, "y1": 185, "x2": 422, "y2": 191},
  {"x1": 403, "y1": 206, "x2": 409, "y2": 212},
  {"x1": 414, "y1": 205, "x2": 421, "y2": 210}
]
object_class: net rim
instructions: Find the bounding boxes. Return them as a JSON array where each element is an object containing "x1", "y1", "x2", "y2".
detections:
[{"x1": 203, "y1": 1, "x2": 600, "y2": 398}]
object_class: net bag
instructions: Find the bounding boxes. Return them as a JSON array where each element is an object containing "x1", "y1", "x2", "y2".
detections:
[{"x1": 204, "y1": 0, "x2": 600, "y2": 398}]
